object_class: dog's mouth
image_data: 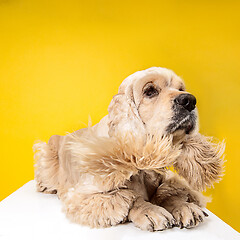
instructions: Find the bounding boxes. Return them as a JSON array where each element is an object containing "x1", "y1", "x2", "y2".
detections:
[{"x1": 166, "y1": 111, "x2": 196, "y2": 135}]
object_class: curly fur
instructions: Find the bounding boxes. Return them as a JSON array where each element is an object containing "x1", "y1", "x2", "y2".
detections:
[
  {"x1": 66, "y1": 131, "x2": 182, "y2": 192},
  {"x1": 174, "y1": 134, "x2": 225, "y2": 191},
  {"x1": 33, "y1": 67, "x2": 225, "y2": 231},
  {"x1": 33, "y1": 138, "x2": 59, "y2": 194}
]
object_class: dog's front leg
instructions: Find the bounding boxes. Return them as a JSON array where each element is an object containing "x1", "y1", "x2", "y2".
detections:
[
  {"x1": 61, "y1": 187, "x2": 137, "y2": 228},
  {"x1": 151, "y1": 171, "x2": 209, "y2": 229},
  {"x1": 128, "y1": 196, "x2": 175, "y2": 231}
]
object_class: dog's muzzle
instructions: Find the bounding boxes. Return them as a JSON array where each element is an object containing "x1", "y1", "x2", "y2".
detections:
[{"x1": 166, "y1": 93, "x2": 197, "y2": 135}]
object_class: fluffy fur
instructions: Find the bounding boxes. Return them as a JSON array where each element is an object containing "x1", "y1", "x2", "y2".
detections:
[
  {"x1": 174, "y1": 134, "x2": 225, "y2": 191},
  {"x1": 33, "y1": 67, "x2": 225, "y2": 231}
]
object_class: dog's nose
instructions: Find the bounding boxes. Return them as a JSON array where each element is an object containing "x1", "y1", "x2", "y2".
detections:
[{"x1": 174, "y1": 94, "x2": 197, "y2": 112}]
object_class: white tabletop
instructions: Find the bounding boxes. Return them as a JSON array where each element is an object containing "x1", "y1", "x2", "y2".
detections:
[{"x1": 0, "y1": 181, "x2": 239, "y2": 240}]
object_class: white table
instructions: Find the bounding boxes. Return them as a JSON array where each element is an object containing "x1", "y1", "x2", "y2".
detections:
[{"x1": 0, "y1": 181, "x2": 239, "y2": 240}]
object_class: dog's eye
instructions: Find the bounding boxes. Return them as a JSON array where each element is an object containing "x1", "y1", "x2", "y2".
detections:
[
  {"x1": 179, "y1": 87, "x2": 184, "y2": 91},
  {"x1": 143, "y1": 86, "x2": 159, "y2": 98}
]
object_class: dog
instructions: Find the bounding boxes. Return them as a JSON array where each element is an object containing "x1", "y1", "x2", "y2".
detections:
[{"x1": 33, "y1": 67, "x2": 225, "y2": 231}]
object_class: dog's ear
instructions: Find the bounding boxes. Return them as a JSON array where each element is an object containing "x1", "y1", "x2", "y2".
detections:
[
  {"x1": 173, "y1": 133, "x2": 225, "y2": 191},
  {"x1": 108, "y1": 82, "x2": 145, "y2": 137}
]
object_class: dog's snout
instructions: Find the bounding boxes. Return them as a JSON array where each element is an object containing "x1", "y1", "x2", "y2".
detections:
[{"x1": 174, "y1": 94, "x2": 197, "y2": 112}]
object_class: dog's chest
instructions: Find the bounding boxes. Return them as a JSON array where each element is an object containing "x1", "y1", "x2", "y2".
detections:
[{"x1": 125, "y1": 170, "x2": 163, "y2": 201}]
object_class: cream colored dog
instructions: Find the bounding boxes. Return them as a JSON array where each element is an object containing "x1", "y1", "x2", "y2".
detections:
[{"x1": 33, "y1": 67, "x2": 225, "y2": 231}]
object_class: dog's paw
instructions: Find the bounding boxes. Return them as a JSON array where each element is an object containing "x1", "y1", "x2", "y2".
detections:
[
  {"x1": 36, "y1": 181, "x2": 57, "y2": 194},
  {"x1": 172, "y1": 202, "x2": 208, "y2": 229},
  {"x1": 129, "y1": 204, "x2": 175, "y2": 231}
]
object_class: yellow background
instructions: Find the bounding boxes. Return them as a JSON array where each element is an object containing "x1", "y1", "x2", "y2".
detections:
[{"x1": 0, "y1": 0, "x2": 239, "y2": 232}]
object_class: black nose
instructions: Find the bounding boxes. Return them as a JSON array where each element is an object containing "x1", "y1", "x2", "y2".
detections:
[{"x1": 174, "y1": 94, "x2": 197, "y2": 112}]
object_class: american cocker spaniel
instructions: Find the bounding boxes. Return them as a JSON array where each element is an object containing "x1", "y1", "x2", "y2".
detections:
[{"x1": 33, "y1": 67, "x2": 225, "y2": 231}]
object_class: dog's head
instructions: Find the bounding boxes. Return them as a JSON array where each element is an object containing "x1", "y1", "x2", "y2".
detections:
[
  {"x1": 108, "y1": 67, "x2": 198, "y2": 139},
  {"x1": 107, "y1": 67, "x2": 224, "y2": 191}
]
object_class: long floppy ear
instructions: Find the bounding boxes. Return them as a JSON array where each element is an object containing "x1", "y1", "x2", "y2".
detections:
[
  {"x1": 108, "y1": 83, "x2": 146, "y2": 137},
  {"x1": 173, "y1": 133, "x2": 225, "y2": 191}
]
